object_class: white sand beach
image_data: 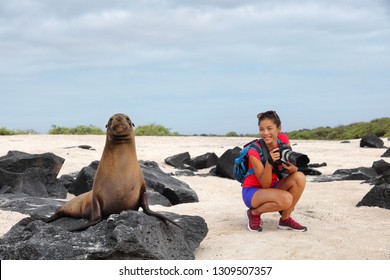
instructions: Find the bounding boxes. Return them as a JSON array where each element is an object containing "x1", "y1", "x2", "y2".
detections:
[{"x1": 0, "y1": 135, "x2": 389, "y2": 260}]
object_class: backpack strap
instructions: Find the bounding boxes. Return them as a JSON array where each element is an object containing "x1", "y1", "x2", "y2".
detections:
[
  {"x1": 244, "y1": 141, "x2": 261, "y2": 177},
  {"x1": 243, "y1": 139, "x2": 266, "y2": 179},
  {"x1": 256, "y1": 138, "x2": 269, "y2": 165}
]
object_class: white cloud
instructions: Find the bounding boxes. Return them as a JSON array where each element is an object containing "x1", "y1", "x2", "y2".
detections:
[{"x1": 0, "y1": 0, "x2": 389, "y2": 133}]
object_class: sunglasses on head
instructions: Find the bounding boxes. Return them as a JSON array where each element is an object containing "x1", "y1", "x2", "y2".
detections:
[{"x1": 257, "y1": 110, "x2": 280, "y2": 120}]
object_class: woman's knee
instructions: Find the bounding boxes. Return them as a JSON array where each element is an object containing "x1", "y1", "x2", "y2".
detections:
[
  {"x1": 292, "y1": 171, "x2": 306, "y2": 187},
  {"x1": 279, "y1": 192, "x2": 293, "y2": 209}
]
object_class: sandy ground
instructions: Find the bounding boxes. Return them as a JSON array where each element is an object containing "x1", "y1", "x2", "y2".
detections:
[{"x1": 0, "y1": 135, "x2": 389, "y2": 260}]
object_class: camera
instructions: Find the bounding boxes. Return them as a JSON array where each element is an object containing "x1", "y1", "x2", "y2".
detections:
[{"x1": 277, "y1": 143, "x2": 310, "y2": 167}]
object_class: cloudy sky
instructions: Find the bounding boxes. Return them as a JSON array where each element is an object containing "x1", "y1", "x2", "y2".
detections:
[{"x1": 1, "y1": 0, "x2": 389, "y2": 135}]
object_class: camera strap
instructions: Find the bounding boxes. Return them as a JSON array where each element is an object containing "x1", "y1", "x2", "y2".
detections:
[{"x1": 257, "y1": 138, "x2": 287, "y2": 180}]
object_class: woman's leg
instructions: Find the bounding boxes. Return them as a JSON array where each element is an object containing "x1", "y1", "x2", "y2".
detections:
[
  {"x1": 276, "y1": 171, "x2": 306, "y2": 220},
  {"x1": 250, "y1": 188, "x2": 293, "y2": 216}
]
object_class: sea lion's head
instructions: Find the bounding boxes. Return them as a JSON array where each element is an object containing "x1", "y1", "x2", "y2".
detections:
[{"x1": 106, "y1": 113, "x2": 135, "y2": 142}]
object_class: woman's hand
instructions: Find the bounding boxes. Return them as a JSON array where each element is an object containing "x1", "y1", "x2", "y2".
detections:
[
  {"x1": 269, "y1": 148, "x2": 280, "y2": 164},
  {"x1": 282, "y1": 162, "x2": 298, "y2": 174}
]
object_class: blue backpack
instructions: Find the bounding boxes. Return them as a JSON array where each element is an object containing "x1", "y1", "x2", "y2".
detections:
[{"x1": 233, "y1": 139, "x2": 268, "y2": 183}]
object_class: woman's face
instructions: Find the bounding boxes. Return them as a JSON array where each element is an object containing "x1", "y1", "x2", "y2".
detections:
[{"x1": 259, "y1": 118, "x2": 281, "y2": 146}]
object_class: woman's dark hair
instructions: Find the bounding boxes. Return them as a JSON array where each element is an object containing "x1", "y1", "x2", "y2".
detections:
[{"x1": 257, "y1": 110, "x2": 281, "y2": 127}]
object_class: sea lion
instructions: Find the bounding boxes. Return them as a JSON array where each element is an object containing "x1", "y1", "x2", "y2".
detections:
[{"x1": 45, "y1": 113, "x2": 181, "y2": 231}]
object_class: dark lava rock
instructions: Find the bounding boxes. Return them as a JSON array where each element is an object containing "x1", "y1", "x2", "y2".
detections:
[
  {"x1": 67, "y1": 161, "x2": 99, "y2": 196},
  {"x1": 312, "y1": 167, "x2": 379, "y2": 183},
  {"x1": 356, "y1": 183, "x2": 390, "y2": 209},
  {"x1": 189, "y1": 153, "x2": 219, "y2": 169},
  {"x1": 0, "y1": 151, "x2": 67, "y2": 198},
  {"x1": 360, "y1": 134, "x2": 384, "y2": 148},
  {"x1": 0, "y1": 210, "x2": 208, "y2": 260},
  {"x1": 308, "y1": 162, "x2": 327, "y2": 168},
  {"x1": 165, "y1": 152, "x2": 191, "y2": 168},
  {"x1": 372, "y1": 159, "x2": 390, "y2": 175},
  {"x1": 140, "y1": 161, "x2": 199, "y2": 205},
  {"x1": 381, "y1": 148, "x2": 390, "y2": 158},
  {"x1": 333, "y1": 167, "x2": 378, "y2": 181},
  {"x1": 215, "y1": 147, "x2": 241, "y2": 179},
  {"x1": 0, "y1": 193, "x2": 208, "y2": 260}
]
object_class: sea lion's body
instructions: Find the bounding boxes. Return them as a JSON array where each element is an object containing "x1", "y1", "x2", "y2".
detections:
[{"x1": 46, "y1": 113, "x2": 179, "y2": 231}]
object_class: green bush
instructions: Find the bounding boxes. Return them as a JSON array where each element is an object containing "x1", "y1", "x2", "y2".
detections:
[
  {"x1": 288, "y1": 118, "x2": 390, "y2": 140},
  {"x1": 225, "y1": 131, "x2": 238, "y2": 137},
  {"x1": 0, "y1": 127, "x2": 37, "y2": 135},
  {"x1": 0, "y1": 127, "x2": 14, "y2": 135},
  {"x1": 48, "y1": 125, "x2": 104, "y2": 135},
  {"x1": 135, "y1": 124, "x2": 179, "y2": 136}
]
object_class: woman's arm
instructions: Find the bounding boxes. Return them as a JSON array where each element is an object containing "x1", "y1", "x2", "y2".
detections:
[{"x1": 249, "y1": 155, "x2": 274, "y2": 188}]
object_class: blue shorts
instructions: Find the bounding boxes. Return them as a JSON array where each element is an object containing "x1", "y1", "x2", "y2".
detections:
[
  {"x1": 242, "y1": 182, "x2": 279, "y2": 209},
  {"x1": 242, "y1": 187, "x2": 259, "y2": 208}
]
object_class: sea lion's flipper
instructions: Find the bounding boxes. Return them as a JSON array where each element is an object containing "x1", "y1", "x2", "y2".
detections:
[
  {"x1": 65, "y1": 218, "x2": 103, "y2": 232},
  {"x1": 65, "y1": 195, "x2": 104, "y2": 231},
  {"x1": 140, "y1": 187, "x2": 183, "y2": 229},
  {"x1": 15, "y1": 212, "x2": 102, "y2": 232},
  {"x1": 43, "y1": 211, "x2": 63, "y2": 223},
  {"x1": 15, "y1": 212, "x2": 63, "y2": 227},
  {"x1": 15, "y1": 213, "x2": 46, "y2": 227}
]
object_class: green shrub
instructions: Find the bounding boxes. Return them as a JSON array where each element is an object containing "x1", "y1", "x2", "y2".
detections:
[
  {"x1": 288, "y1": 118, "x2": 390, "y2": 140},
  {"x1": 135, "y1": 124, "x2": 180, "y2": 136},
  {"x1": 225, "y1": 131, "x2": 238, "y2": 137},
  {"x1": 0, "y1": 127, "x2": 15, "y2": 135},
  {"x1": 48, "y1": 125, "x2": 104, "y2": 135},
  {"x1": 0, "y1": 127, "x2": 37, "y2": 135}
]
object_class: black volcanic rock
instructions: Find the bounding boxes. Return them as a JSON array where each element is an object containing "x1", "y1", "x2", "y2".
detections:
[
  {"x1": 0, "y1": 210, "x2": 208, "y2": 260},
  {"x1": 216, "y1": 147, "x2": 241, "y2": 179},
  {"x1": 189, "y1": 153, "x2": 219, "y2": 169},
  {"x1": 165, "y1": 152, "x2": 191, "y2": 168},
  {"x1": 67, "y1": 161, "x2": 99, "y2": 196},
  {"x1": 140, "y1": 160, "x2": 199, "y2": 205},
  {"x1": 357, "y1": 183, "x2": 390, "y2": 209},
  {"x1": 381, "y1": 148, "x2": 390, "y2": 158},
  {"x1": 0, "y1": 193, "x2": 208, "y2": 260},
  {"x1": 0, "y1": 151, "x2": 67, "y2": 198},
  {"x1": 360, "y1": 134, "x2": 384, "y2": 148}
]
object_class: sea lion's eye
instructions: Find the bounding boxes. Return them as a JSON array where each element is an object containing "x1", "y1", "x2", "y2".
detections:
[
  {"x1": 125, "y1": 116, "x2": 133, "y2": 126},
  {"x1": 106, "y1": 118, "x2": 113, "y2": 128}
]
